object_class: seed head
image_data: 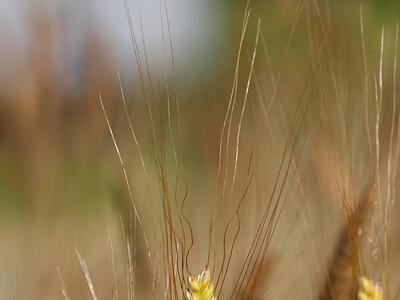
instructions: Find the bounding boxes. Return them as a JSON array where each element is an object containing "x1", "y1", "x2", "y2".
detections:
[
  {"x1": 358, "y1": 276, "x2": 382, "y2": 300},
  {"x1": 185, "y1": 270, "x2": 216, "y2": 300}
]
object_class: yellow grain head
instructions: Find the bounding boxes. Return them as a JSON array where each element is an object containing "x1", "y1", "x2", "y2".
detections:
[
  {"x1": 185, "y1": 270, "x2": 216, "y2": 300},
  {"x1": 358, "y1": 276, "x2": 382, "y2": 300}
]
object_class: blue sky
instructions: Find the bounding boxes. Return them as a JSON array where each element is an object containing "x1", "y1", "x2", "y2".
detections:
[{"x1": 0, "y1": 0, "x2": 225, "y2": 91}]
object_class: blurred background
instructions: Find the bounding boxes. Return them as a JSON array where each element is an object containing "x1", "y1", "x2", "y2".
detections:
[{"x1": 1, "y1": 0, "x2": 400, "y2": 299}]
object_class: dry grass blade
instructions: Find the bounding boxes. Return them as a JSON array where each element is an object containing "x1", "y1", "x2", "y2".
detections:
[
  {"x1": 318, "y1": 184, "x2": 373, "y2": 300},
  {"x1": 106, "y1": 226, "x2": 119, "y2": 300},
  {"x1": 56, "y1": 267, "x2": 70, "y2": 300},
  {"x1": 75, "y1": 247, "x2": 98, "y2": 300}
]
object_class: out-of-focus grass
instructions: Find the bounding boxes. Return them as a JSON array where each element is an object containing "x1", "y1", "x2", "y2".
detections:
[{"x1": 0, "y1": 0, "x2": 398, "y2": 216}]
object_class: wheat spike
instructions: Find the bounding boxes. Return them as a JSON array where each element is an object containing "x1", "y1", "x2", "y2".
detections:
[{"x1": 319, "y1": 184, "x2": 373, "y2": 300}]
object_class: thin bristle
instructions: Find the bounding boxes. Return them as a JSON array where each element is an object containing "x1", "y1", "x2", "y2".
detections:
[{"x1": 239, "y1": 255, "x2": 275, "y2": 300}]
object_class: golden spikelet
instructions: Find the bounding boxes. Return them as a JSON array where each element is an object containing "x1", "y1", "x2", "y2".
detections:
[
  {"x1": 358, "y1": 277, "x2": 382, "y2": 300},
  {"x1": 185, "y1": 270, "x2": 216, "y2": 300}
]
